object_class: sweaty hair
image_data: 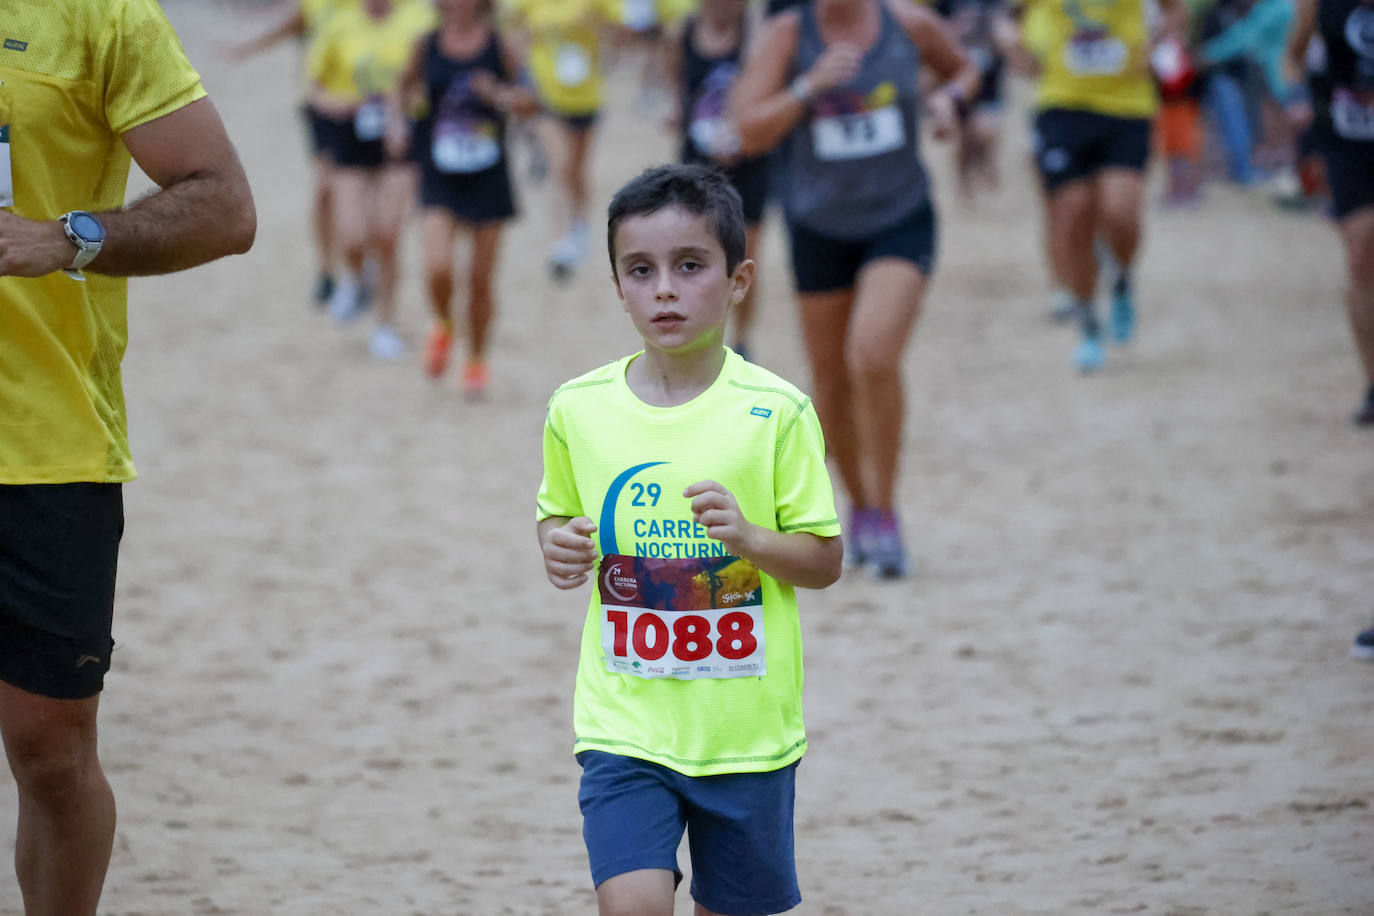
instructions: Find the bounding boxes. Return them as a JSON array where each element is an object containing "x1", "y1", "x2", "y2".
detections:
[{"x1": 606, "y1": 163, "x2": 746, "y2": 281}]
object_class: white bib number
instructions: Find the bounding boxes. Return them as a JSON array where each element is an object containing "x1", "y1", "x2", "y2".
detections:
[
  {"x1": 432, "y1": 127, "x2": 501, "y2": 173},
  {"x1": 554, "y1": 44, "x2": 592, "y2": 88},
  {"x1": 354, "y1": 100, "x2": 386, "y2": 142},
  {"x1": 1064, "y1": 35, "x2": 1127, "y2": 76},
  {"x1": 811, "y1": 105, "x2": 905, "y2": 162},
  {"x1": 688, "y1": 116, "x2": 740, "y2": 160},
  {"x1": 0, "y1": 123, "x2": 11, "y2": 209},
  {"x1": 598, "y1": 554, "x2": 766, "y2": 680},
  {"x1": 1332, "y1": 90, "x2": 1374, "y2": 141}
]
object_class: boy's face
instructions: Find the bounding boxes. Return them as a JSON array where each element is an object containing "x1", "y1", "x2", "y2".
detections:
[{"x1": 612, "y1": 206, "x2": 753, "y2": 359}]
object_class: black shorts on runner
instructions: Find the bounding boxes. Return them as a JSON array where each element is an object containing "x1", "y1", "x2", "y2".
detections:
[
  {"x1": 301, "y1": 103, "x2": 335, "y2": 160},
  {"x1": 786, "y1": 202, "x2": 938, "y2": 294},
  {"x1": 556, "y1": 111, "x2": 598, "y2": 133},
  {"x1": 1321, "y1": 137, "x2": 1374, "y2": 220},
  {"x1": 682, "y1": 150, "x2": 769, "y2": 225},
  {"x1": 0, "y1": 483, "x2": 123, "y2": 699},
  {"x1": 420, "y1": 160, "x2": 518, "y2": 225},
  {"x1": 1032, "y1": 108, "x2": 1152, "y2": 193},
  {"x1": 319, "y1": 113, "x2": 387, "y2": 170}
]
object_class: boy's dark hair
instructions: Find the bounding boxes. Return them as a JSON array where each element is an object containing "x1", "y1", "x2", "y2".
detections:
[{"x1": 606, "y1": 163, "x2": 747, "y2": 280}]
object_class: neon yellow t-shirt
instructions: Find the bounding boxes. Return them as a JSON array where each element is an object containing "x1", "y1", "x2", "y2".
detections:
[
  {"x1": 537, "y1": 349, "x2": 842, "y2": 777},
  {"x1": 0, "y1": 0, "x2": 206, "y2": 484},
  {"x1": 311, "y1": 0, "x2": 436, "y2": 102},
  {"x1": 503, "y1": 0, "x2": 620, "y2": 115},
  {"x1": 1023, "y1": 0, "x2": 1157, "y2": 118},
  {"x1": 300, "y1": 0, "x2": 351, "y2": 91}
]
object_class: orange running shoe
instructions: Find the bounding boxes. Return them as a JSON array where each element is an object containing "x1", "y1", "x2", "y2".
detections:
[
  {"x1": 462, "y1": 360, "x2": 489, "y2": 399},
  {"x1": 424, "y1": 325, "x2": 453, "y2": 379}
]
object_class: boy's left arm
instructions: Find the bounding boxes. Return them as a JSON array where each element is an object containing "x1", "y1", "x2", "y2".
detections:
[{"x1": 685, "y1": 481, "x2": 843, "y2": 589}]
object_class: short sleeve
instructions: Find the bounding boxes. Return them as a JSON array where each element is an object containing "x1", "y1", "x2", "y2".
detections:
[
  {"x1": 536, "y1": 400, "x2": 584, "y2": 522},
  {"x1": 99, "y1": 0, "x2": 206, "y2": 135},
  {"x1": 597, "y1": 0, "x2": 627, "y2": 25},
  {"x1": 773, "y1": 401, "x2": 842, "y2": 537}
]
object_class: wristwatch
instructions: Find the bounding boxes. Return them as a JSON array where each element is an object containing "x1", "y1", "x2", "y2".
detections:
[{"x1": 59, "y1": 210, "x2": 105, "y2": 280}]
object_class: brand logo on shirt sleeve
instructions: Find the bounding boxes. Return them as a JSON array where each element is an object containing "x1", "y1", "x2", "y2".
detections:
[
  {"x1": 3, "y1": 39, "x2": 28, "y2": 52},
  {"x1": 750, "y1": 406, "x2": 772, "y2": 419}
]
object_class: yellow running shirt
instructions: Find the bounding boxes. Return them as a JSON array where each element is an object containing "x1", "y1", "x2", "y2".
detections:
[
  {"x1": 537, "y1": 350, "x2": 842, "y2": 777},
  {"x1": 300, "y1": 0, "x2": 351, "y2": 92},
  {"x1": 0, "y1": 0, "x2": 206, "y2": 484},
  {"x1": 503, "y1": 0, "x2": 621, "y2": 116},
  {"x1": 311, "y1": 0, "x2": 436, "y2": 102},
  {"x1": 1022, "y1": 0, "x2": 1157, "y2": 118}
]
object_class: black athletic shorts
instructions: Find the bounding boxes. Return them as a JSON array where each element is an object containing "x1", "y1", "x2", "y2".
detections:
[
  {"x1": 682, "y1": 150, "x2": 770, "y2": 225},
  {"x1": 319, "y1": 112, "x2": 388, "y2": 171},
  {"x1": 1321, "y1": 136, "x2": 1374, "y2": 221},
  {"x1": 420, "y1": 160, "x2": 518, "y2": 225},
  {"x1": 1032, "y1": 108, "x2": 1152, "y2": 193},
  {"x1": 301, "y1": 103, "x2": 334, "y2": 159},
  {"x1": 0, "y1": 483, "x2": 123, "y2": 699},
  {"x1": 786, "y1": 202, "x2": 938, "y2": 294}
]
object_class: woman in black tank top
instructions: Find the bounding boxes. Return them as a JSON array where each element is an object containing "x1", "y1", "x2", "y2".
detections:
[
  {"x1": 393, "y1": 0, "x2": 538, "y2": 396},
  {"x1": 664, "y1": 0, "x2": 770, "y2": 358},
  {"x1": 1286, "y1": 0, "x2": 1374, "y2": 426}
]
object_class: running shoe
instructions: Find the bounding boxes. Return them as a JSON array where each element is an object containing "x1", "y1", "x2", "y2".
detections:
[
  {"x1": 1073, "y1": 304, "x2": 1106, "y2": 373},
  {"x1": 327, "y1": 277, "x2": 368, "y2": 324},
  {"x1": 1355, "y1": 384, "x2": 1374, "y2": 427},
  {"x1": 369, "y1": 324, "x2": 406, "y2": 361},
  {"x1": 1109, "y1": 285, "x2": 1135, "y2": 344},
  {"x1": 313, "y1": 272, "x2": 335, "y2": 310},
  {"x1": 548, "y1": 221, "x2": 590, "y2": 280},
  {"x1": 844, "y1": 507, "x2": 875, "y2": 569},
  {"x1": 424, "y1": 325, "x2": 453, "y2": 379},
  {"x1": 1353, "y1": 624, "x2": 1374, "y2": 661},
  {"x1": 1049, "y1": 289, "x2": 1077, "y2": 323},
  {"x1": 867, "y1": 510, "x2": 910, "y2": 580},
  {"x1": 462, "y1": 360, "x2": 489, "y2": 399}
]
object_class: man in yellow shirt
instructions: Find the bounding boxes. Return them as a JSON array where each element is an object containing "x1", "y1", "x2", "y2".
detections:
[{"x1": 0, "y1": 2, "x2": 255, "y2": 913}]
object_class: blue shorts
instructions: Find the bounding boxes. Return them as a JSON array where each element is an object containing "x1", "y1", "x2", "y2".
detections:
[{"x1": 576, "y1": 751, "x2": 801, "y2": 915}]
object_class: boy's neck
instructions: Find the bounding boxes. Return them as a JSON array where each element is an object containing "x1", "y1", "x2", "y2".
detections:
[{"x1": 626, "y1": 345, "x2": 728, "y2": 408}]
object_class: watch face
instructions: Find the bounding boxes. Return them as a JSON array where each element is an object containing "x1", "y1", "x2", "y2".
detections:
[{"x1": 68, "y1": 212, "x2": 105, "y2": 244}]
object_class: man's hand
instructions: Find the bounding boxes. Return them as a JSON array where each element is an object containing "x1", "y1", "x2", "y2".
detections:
[
  {"x1": 0, "y1": 213, "x2": 80, "y2": 278},
  {"x1": 684, "y1": 481, "x2": 757, "y2": 558},
  {"x1": 804, "y1": 42, "x2": 865, "y2": 95},
  {"x1": 541, "y1": 516, "x2": 599, "y2": 589}
]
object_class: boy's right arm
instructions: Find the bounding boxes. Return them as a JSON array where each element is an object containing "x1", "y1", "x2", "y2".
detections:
[{"x1": 537, "y1": 516, "x2": 599, "y2": 590}]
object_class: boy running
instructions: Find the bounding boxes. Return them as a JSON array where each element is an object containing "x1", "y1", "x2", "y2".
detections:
[{"x1": 536, "y1": 163, "x2": 843, "y2": 915}]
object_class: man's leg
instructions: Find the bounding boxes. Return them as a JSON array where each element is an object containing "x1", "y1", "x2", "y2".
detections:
[{"x1": 1, "y1": 682, "x2": 114, "y2": 916}]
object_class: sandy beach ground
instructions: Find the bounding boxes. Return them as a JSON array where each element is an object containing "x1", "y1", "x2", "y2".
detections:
[{"x1": 2, "y1": 2, "x2": 1370, "y2": 913}]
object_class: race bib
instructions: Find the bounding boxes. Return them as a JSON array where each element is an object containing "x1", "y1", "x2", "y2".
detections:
[
  {"x1": 1332, "y1": 89, "x2": 1374, "y2": 140},
  {"x1": 623, "y1": 0, "x2": 658, "y2": 31},
  {"x1": 811, "y1": 105, "x2": 905, "y2": 161},
  {"x1": 1065, "y1": 34, "x2": 1128, "y2": 76},
  {"x1": 598, "y1": 554, "x2": 765, "y2": 680},
  {"x1": 0, "y1": 124, "x2": 11, "y2": 209},
  {"x1": 688, "y1": 116, "x2": 740, "y2": 160},
  {"x1": 554, "y1": 44, "x2": 592, "y2": 88},
  {"x1": 354, "y1": 99, "x2": 386, "y2": 142},
  {"x1": 432, "y1": 124, "x2": 501, "y2": 173}
]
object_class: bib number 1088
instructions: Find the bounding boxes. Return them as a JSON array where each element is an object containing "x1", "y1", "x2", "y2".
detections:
[{"x1": 606, "y1": 609, "x2": 757, "y2": 661}]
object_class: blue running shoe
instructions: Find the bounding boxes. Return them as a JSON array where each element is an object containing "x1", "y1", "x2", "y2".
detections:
[
  {"x1": 1074, "y1": 334, "x2": 1106, "y2": 373},
  {"x1": 1353, "y1": 623, "x2": 1374, "y2": 661},
  {"x1": 1110, "y1": 287, "x2": 1135, "y2": 343},
  {"x1": 868, "y1": 511, "x2": 910, "y2": 580}
]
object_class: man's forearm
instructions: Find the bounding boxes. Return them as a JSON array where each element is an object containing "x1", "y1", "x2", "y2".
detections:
[{"x1": 91, "y1": 168, "x2": 256, "y2": 277}]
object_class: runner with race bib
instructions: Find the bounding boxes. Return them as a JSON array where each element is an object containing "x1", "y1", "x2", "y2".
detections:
[
  {"x1": 663, "y1": 0, "x2": 770, "y2": 359},
  {"x1": 1286, "y1": 0, "x2": 1374, "y2": 425},
  {"x1": 394, "y1": 0, "x2": 537, "y2": 394},
  {"x1": 730, "y1": 0, "x2": 978, "y2": 578},
  {"x1": 536, "y1": 165, "x2": 842, "y2": 915},
  {"x1": 1014, "y1": 0, "x2": 1183, "y2": 372}
]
